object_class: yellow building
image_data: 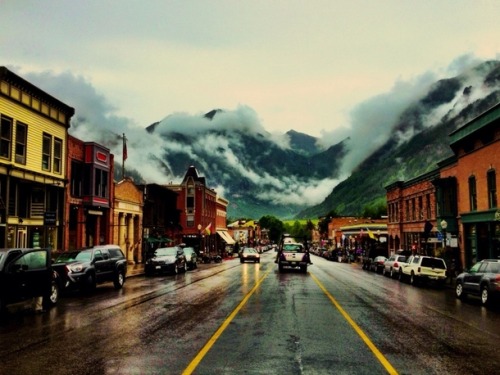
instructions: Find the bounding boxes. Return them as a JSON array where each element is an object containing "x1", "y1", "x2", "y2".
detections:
[
  {"x1": 113, "y1": 178, "x2": 143, "y2": 264},
  {"x1": 0, "y1": 67, "x2": 74, "y2": 249}
]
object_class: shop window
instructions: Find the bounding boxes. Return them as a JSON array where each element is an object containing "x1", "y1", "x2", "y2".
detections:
[
  {"x1": 487, "y1": 170, "x2": 497, "y2": 208},
  {"x1": 42, "y1": 133, "x2": 51, "y2": 171},
  {"x1": 15, "y1": 122, "x2": 27, "y2": 164},
  {"x1": 0, "y1": 115, "x2": 12, "y2": 160},
  {"x1": 468, "y1": 176, "x2": 477, "y2": 211},
  {"x1": 53, "y1": 138, "x2": 62, "y2": 174}
]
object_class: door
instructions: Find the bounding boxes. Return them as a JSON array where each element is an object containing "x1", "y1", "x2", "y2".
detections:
[
  {"x1": 5, "y1": 249, "x2": 50, "y2": 303},
  {"x1": 17, "y1": 227, "x2": 27, "y2": 248}
]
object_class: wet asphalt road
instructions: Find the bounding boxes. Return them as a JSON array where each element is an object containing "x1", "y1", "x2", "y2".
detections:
[{"x1": 1, "y1": 251, "x2": 499, "y2": 375}]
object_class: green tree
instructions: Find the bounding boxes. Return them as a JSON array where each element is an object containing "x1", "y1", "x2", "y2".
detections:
[
  {"x1": 259, "y1": 215, "x2": 285, "y2": 244},
  {"x1": 318, "y1": 210, "x2": 338, "y2": 237},
  {"x1": 361, "y1": 201, "x2": 387, "y2": 219}
]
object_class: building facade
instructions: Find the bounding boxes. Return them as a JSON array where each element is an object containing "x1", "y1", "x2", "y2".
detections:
[
  {"x1": 386, "y1": 102, "x2": 499, "y2": 270},
  {"x1": 114, "y1": 178, "x2": 143, "y2": 264},
  {"x1": 139, "y1": 183, "x2": 181, "y2": 258},
  {"x1": 167, "y1": 166, "x2": 217, "y2": 254},
  {"x1": 447, "y1": 103, "x2": 499, "y2": 268},
  {"x1": 65, "y1": 136, "x2": 114, "y2": 250},
  {"x1": 386, "y1": 170, "x2": 441, "y2": 256},
  {"x1": 0, "y1": 66, "x2": 74, "y2": 250}
]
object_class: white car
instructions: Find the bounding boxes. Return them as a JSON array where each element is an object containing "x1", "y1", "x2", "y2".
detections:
[
  {"x1": 383, "y1": 254, "x2": 408, "y2": 278},
  {"x1": 399, "y1": 255, "x2": 447, "y2": 286}
]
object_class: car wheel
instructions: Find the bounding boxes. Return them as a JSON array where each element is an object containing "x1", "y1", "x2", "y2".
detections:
[
  {"x1": 410, "y1": 272, "x2": 417, "y2": 286},
  {"x1": 114, "y1": 271, "x2": 125, "y2": 289},
  {"x1": 390, "y1": 268, "x2": 394, "y2": 278},
  {"x1": 48, "y1": 280, "x2": 60, "y2": 305},
  {"x1": 480, "y1": 286, "x2": 490, "y2": 306},
  {"x1": 455, "y1": 282, "x2": 465, "y2": 299},
  {"x1": 398, "y1": 271, "x2": 404, "y2": 282}
]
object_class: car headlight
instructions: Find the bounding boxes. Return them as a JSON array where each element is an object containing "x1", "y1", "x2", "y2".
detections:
[{"x1": 69, "y1": 264, "x2": 84, "y2": 273}]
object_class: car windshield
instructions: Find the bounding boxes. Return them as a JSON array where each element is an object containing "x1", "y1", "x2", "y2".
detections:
[
  {"x1": 244, "y1": 248, "x2": 257, "y2": 253},
  {"x1": 56, "y1": 251, "x2": 92, "y2": 263},
  {"x1": 283, "y1": 244, "x2": 302, "y2": 252},
  {"x1": 397, "y1": 256, "x2": 406, "y2": 262},
  {"x1": 486, "y1": 262, "x2": 500, "y2": 273},
  {"x1": 421, "y1": 258, "x2": 446, "y2": 269},
  {"x1": 155, "y1": 247, "x2": 178, "y2": 257}
]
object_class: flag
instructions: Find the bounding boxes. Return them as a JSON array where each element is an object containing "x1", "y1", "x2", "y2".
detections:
[
  {"x1": 367, "y1": 228, "x2": 376, "y2": 240},
  {"x1": 123, "y1": 134, "x2": 128, "y2": 161},
  {"x1": 204, "y1": 222, "x2": 212, "y2": 235}
]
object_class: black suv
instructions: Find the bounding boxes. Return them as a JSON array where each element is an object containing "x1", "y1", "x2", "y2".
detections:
[
  {"x1": 0, "y1": 248, "x2": 59, "y2": 314},
  {"x1": 455, "y1": 259, "x2": 500, "y2": 306},
  {"x1": 53, "y1": 245, "x2": 127, "y2": 292}
]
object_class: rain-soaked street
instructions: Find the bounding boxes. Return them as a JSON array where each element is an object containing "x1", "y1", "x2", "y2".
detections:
[{"x1": 1, "y1": 251, "x2": 499, "y2": 375}]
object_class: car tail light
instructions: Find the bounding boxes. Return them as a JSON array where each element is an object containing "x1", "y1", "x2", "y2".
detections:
[{"x1": 394, "y1": 262, "x2": 398, "y2": 268}]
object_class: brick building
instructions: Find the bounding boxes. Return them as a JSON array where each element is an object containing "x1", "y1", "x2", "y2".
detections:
[
  {"x1": 446, "y1": 103, "x2": 499, "y2": 267},
  {"x1": 386, "y1": 102, "x2": 499, "y2": 270},
  {"x1": 166, "y1": 166, "x2": 217, "y2": 254},
  {"x1": 386, "y1": 170, "x2": 440, "y2": 256},
  {"x1": 65, "y1": 136, "x2": 114, "y2": 250}
]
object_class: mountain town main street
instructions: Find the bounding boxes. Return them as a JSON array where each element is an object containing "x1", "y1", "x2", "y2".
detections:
[{"x1": 1, "y1": 251, "x2": 499, "y2": 375}]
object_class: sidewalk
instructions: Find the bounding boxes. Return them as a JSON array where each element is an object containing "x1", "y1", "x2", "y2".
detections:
[{"x1": 127, "y1": 263, "x2": 145, "y2": 277}]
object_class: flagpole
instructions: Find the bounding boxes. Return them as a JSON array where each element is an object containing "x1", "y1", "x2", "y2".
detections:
[{"x1": 122, "y1": 133, "x2": 126, "y2": 180}]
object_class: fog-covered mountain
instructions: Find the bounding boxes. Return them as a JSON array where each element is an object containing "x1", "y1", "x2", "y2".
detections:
[
  {"x1": 298, "y1": 60, "x2": 500, "y2": 218},
  {"x1": 20, "y1": 57, "x2": 500, "y2": 220}
]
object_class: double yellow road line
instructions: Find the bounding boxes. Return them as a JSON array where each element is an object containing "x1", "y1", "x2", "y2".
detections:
[{"x1": 183, "y1": 269, "x2": 398, "y2": 374}]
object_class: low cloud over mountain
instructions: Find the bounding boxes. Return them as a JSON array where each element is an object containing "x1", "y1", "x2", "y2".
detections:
[{"x1": 14, "y1": 55, "x2": 500, "y2": 218}]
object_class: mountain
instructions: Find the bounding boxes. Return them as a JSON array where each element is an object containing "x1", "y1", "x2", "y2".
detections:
[
  {"x1": 140, "y1": 118, "x2": 347, "y2": 219},
  {"x1": 297, "y1": 60, "x2": 500, "y2": 218},
  {"x1": 120, "y1": 60, "x2": 500, "y2": 220}
]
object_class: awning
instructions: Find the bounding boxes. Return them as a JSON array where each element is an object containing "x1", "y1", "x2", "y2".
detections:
[{"x1": 217, "y1": 231, "x2": 235, "y2": 245}]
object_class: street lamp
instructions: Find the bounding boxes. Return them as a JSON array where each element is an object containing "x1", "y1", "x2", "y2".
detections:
[{"x1": 197, "y1": 224, "x2": 203, "y2": 256}]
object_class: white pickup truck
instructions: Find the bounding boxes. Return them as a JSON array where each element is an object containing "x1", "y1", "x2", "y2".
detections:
[{"x1": 277, "y1": 242, "x2": 311, "y2": 273}]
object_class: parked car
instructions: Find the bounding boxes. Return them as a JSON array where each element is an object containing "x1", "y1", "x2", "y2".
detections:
[
  {"x1": 399, "y1": 255, "x2": 447, "y2": 286},
  {"x1": 369, "y1": 256, "x2": 387, "y2": 273},
  {"x1": 145, "y1": 246, "x2": 187, "y2": 276},
  {"x1": 383, "y1": 254, "x2": 407, "y2": 278},
  {"x1": 0, "y1": 248, "x2": 60, "y2": 315},
  {"x1": 455, "y1": 259, "x2": 500, "y2": 306},
  {"x1": 183, "y1": 247, "x2": 198, "y2": 270},
  {"x1": 53, "y1": 245, "x2": 127, "y2": 292},
  {"x1": 240, "y1": 247, "x2": 260, "y2": 263}
]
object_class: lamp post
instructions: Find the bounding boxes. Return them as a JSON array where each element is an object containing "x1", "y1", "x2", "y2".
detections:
[
  {"x1": 197, "y1": 224, "x2": 203, "y2": 256},
  {"x1": 440, "y1": 219, "x2": 448, "y2": 251}
]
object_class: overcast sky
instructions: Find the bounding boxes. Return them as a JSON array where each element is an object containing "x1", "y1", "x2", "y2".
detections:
[{"x1": 1, "y1": 0, "x2": 499, "y2": 138}]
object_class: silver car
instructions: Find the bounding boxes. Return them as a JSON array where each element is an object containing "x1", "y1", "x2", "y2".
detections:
[{"x1": 383, "y1": 254, "x2": 407, "y2": 278}]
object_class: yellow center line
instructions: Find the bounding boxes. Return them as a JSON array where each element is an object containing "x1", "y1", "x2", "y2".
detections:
[
  {"x1": 182, "y1": 268, "x2": 273, "y2": 375},
  {"x1": 310, "y1": 272, "x2": 399, "y2": 375}
]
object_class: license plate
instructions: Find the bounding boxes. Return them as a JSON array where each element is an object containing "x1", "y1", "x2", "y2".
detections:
[{"x1": 155, "y1": 266, "x2": 161, "y2": 269}]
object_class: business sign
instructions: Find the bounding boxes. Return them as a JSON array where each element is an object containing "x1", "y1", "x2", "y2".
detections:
[{"x1": 44, "y1": 211, "x2": 57, "y2": 226}]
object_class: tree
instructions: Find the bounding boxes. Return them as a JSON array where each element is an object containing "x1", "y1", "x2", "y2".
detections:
[
  {"x1": 318, "y1": 209, "x2": 338, "y2": 237},
  {"x1": 259, "y1": 215, "x2": 285, "y2": 244}
]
